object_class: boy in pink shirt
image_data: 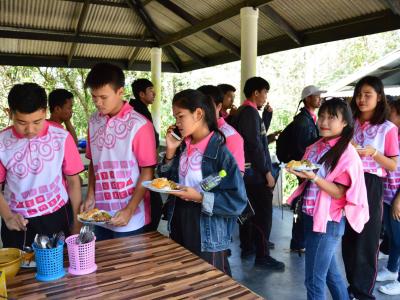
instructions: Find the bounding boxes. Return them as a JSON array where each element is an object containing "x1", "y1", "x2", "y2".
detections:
[
  {"x1": 82, "y1": 63, "x2": 157, "y2": 240},
  {"x1": 0, "y1": 83, "x2": 83, "y2": 249},
  {"x1": 197, "y1": 85, "x2": 244, "y2": 173}
]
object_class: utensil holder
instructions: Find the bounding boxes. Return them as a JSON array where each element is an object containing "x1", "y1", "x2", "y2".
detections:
[
  {"x1": 66, "y1": 234, "x2": 97, "y2": 276},
  {"x1": 33, "y1": 242, "x2": 65, "y2": 282}
]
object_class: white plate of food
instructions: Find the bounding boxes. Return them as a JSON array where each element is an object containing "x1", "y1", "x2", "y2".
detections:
[
  {"x1": 285, "y1": 160, "x2": 322, "y2": 172},
  {"x1": 21, "y1": 251, "x2": 36, "y2": 268},
  {"x1": 77, "y1": 208, "x2": 112, "y2": 225},
  {"x1": 142, "y1": 178, "x2": 182, "y2": 193}
]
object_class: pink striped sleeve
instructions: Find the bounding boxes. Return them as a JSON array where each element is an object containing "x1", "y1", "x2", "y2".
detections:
[
  {"x1": 0, "y1": 161, "x2": 5, "y2": 183},
  {"x1": 132, "y1": 121, "x2": 157, "y2": 167},
  {"x1": 385, "y1": 126, "x2": 399, "y2": 157},
  {"x1": 63, "y1": 133, "x2": 84, "y2": 175},
  {"x1": 225, "y1": 134, "x2": 245, "y2": 173}
]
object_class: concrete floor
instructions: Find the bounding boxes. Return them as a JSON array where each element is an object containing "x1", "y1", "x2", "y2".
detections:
[{"x1": 159, "y1": 206, "x2": 395, "y2": 300}]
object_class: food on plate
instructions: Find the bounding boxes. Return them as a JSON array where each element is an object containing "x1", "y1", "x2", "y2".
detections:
[
  {"x1": 22, "y1": 251, "x2": 34, "y2": 264},
  {"x1": 287, "y1": 159, "x2": 315, "y2": 169},
  {"x1": 78, "y1": 208, "x2": 112, "y2": 222},
  {"x1": 150, "y1": 178, "x2": 178, "y2": 190}
]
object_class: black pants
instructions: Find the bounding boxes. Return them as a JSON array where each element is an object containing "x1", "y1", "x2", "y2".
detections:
[
  {"x1": 1, "y1": 202, "x2": 72, "y2": 249},
  {"x1": 171, "y1": 199, "x2": 231, "y2": 276},
  {"x1": 290, "y1": 206, "x2": 305, "y2": 250},
  {"x1": 143, "y1": 191, "x2": 163, "y2": 232},
  {"x1": 342, "y1": 173, "x2": 383, "y2": 300},
  {"x1": 239, "y1": 183, "x2": 273, "y2": 258},
  {"x1": 290, "y1": 177, "x2": 305, "y2": 250}
]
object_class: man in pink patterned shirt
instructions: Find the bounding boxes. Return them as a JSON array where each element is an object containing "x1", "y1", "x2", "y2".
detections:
[
  {"x1": 83, "y1": 63, "x2": 157, "y2": 241},
  {"x1": 0, "y1": 83, "x2": 84, "y2": 249}
]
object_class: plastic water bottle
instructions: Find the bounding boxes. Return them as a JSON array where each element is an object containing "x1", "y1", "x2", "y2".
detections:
[{"x1": 200, "y1": 170, "x2": 227, "y2": 191}]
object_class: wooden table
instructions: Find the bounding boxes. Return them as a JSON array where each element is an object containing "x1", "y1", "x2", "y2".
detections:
[{"x1": 8, "y1": 232, "x2": 263, "y2": 299}]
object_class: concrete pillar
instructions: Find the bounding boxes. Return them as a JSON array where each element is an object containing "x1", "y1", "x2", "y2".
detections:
[
  {"x1": 240, "y1": 7, "x2": 259, "y2": 103},
  {"x1": 151, "y1": 47, "x2": 162, "y2": 134}
]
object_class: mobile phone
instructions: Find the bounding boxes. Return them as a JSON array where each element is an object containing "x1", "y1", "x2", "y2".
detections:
[{"x1": 171, "y1": 127, "x2": 182, "y2": 141}]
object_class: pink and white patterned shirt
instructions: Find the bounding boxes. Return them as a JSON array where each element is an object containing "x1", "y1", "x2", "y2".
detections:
[
  {"x1": 86, "y1": 102, "x2": 157, "y2": 232},
  {"x1": 383, "y1": 132, "x2": 400, "y2": 204},
  {"x1": 0, "y1": 121, "x2": 83, "y2": 218},
  {"x1": 217, "y1": 117, "x2": 245, "y2": 173},
  {"x1": 179, "y1": 132, "x2": 214, "y2": 192},
  {"x1": 302, "y1": 137, "x2": 350, "y2": 219},
  {"x1": 353, "y1": 119, "x2": 399, "y2": 177}
]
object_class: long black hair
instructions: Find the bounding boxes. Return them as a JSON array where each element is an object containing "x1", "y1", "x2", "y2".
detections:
[
  {"x1": 350, "y1": 76, "x2": 389, "y2": 125},
  {"x1": 318, "y1": 98, "x2": 354, "y2": 172},
  {"x1": 172, "y1": 89, "x2": 226, "y2": 144}
]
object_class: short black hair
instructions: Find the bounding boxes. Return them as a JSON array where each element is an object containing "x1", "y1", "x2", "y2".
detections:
[
  {"x1": 197, "y1": 85, "x2": 224, "y2": 106},
  {"x1": 217, "y1": 84, "x2": 236, "y2": 95},
  {"x1": 131, "y1": 78, "x2": 153, "y2": 100},
  {"x1": 8, "y1": 83, "x2": 47, "y2": 114},
  {"x1": 243, "y1": 77, "x2": 270, "y2": 98},
  {"x1": 84, "y1": 63, "x2": 125, "y2": 90},
  {"x1": 48, "y1": 89, "x2": 74, "y2": 113},
  {"x1": 388, "y1": 97, "x2": 400, "y2": 115}
]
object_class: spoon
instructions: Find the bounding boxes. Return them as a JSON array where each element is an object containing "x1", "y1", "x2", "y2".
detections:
[{"x1": 76, "y1": 225, "x2": 94, "y2": 244}]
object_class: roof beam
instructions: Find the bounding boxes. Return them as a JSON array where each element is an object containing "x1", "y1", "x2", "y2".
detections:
[
  {"x1": 142, "y1": 0, "x2": 154, "y2": 5},
  {"x1": 68, "y1": 0, "x2": 91, "y2": 66},
  {"x1": 156, "y1": 0, "x2": 240, "y2": 57},
  {"x1": 159, "y1": 0, "x2": 272, "y2": 47},
  {"x1": 259, "y1": 5, "x2": 301, "y2": 45},
  {"x1": 174, "y1": 42, "x2": 207, "y2": 67},
  {"x1": 182, "y1": 10, "x2": 400, "y2": 72},
  {"x1": 125, "y1": 0, "x2": 183, "y2": 71},
  {"x1": 0, "y1": 53, "x2": 178, "y2": 72},
  {"x1": 63, "y1": 0, "x2": 128, "y2": 8},
  {"x1": 0, "y1": 26, "x2": 157, "y2": 47},
  {"x1": 385, "y1": 0, "x2": 400, "y2": 15},
  {"x1": 128, "y1": 29, "x2": 149, "y2": 69}
]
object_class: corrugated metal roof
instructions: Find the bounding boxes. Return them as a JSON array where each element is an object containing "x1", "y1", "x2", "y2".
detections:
[
  {"x1": 269, "y1": 0, "x2": 386, "y2": 31},
  {"x1": 0, "y1": 0, "x2": 398, "y2": 71},
  {"x1": 0, "y1": 38, "x2": 70, "y2": 55},
  {"x1": 212, "y1": 12, "x2": 285, "y2": 47},
  {"x1": 75, "y1": 43, "x2": 132, "y2": 59},
  {"x1": 83, "y1": 4, "x2": 144, "y2": 36},
  {"x1": 146, "y1": 1, "x2": 189, "y2": 34},
  {"x1": 0, "y1": 0, "x2": 77, "y2": 30},
  {"x1": 127, "y1": 47, "x2": 169, "y2": 63},
  {"x1": 180, "y1": 32, "x2": 227, "y2": 57},
  {"x1": 170, "y1": 0, "x2": 244, "y2": 20}
]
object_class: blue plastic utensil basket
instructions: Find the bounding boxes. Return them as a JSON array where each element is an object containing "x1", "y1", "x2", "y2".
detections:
[{"x1": 33, "y1": 242, "x2": 65, "y2": 281}]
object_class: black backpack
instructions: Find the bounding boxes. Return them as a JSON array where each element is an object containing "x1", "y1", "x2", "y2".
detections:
[{"x1": 276, "y1": 121, "x2": 295, "y2": 163}]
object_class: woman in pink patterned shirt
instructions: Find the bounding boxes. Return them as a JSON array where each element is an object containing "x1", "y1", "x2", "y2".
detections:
[
  {"x1": 344, "y1": 76, "x2": 399, "y2": 300},
  {"x1": 287, "y1": 98, "x2": 368, "y2": 300}
]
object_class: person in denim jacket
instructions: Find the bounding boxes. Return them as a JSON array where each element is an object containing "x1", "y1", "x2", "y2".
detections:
[{"x1": 158, "y1": 89, "x2": 247, "y2": 276}]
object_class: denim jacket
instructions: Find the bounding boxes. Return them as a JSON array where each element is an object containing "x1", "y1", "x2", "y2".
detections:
[{"x1": 158, "y1": 133, "x2": 247, "y2": 252}]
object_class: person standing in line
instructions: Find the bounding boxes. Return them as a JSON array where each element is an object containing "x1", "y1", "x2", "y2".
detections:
[
  {"x1": 48, "y1": 88, "x2": 79, "y2": 145},
  {"x1": 343, "y1": 76, "x2": 398, "y2": 300},
  {"x1": 287, "y1": 98, "x2": 369, "y2": 300},
  {"x1": 232, "y1": 76, "x2": 284, "y2": 270},
  {"x1": 82, "y1": 63, "x2": 157, "y2": 241},
  {"x1": 130, "y1": 78, "x2": 162, "y2": 232}
]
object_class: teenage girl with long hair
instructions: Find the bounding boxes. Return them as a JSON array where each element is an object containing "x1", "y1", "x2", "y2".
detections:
[
  {"x1": 287, "y1": 98, "x2": 369, "y2": 300},
  {"x1": 158, "y1": 89, "x2": 247, "y2": 276},
  {"x1": 343, "y1": 76, "x2": 399, "y2": 300}
]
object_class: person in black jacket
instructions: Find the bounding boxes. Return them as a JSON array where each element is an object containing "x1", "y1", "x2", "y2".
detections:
[
  {"x1": 289, "y1": 85, "x2": 325, "y2": 253},
  {"x1": 130, "y1": 79, "x2": 160, "y2": 149},
  {"x1": 232, "y1": 77, "x2": 285, "y2": 271},
  {"x1": 130, "y1": 78, "x2": 162, "y2": 232}
]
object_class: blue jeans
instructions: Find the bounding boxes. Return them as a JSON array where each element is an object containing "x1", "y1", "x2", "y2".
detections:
[
  {"x1": 304, "y1": 214, "x2": 347, "y2": 300},
  {"x1": 94, "y1": 226, "x2": 144, "y2": 241},
  {"x1": 383, "y1": 203, "x2": 400, "y2": 281}
]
